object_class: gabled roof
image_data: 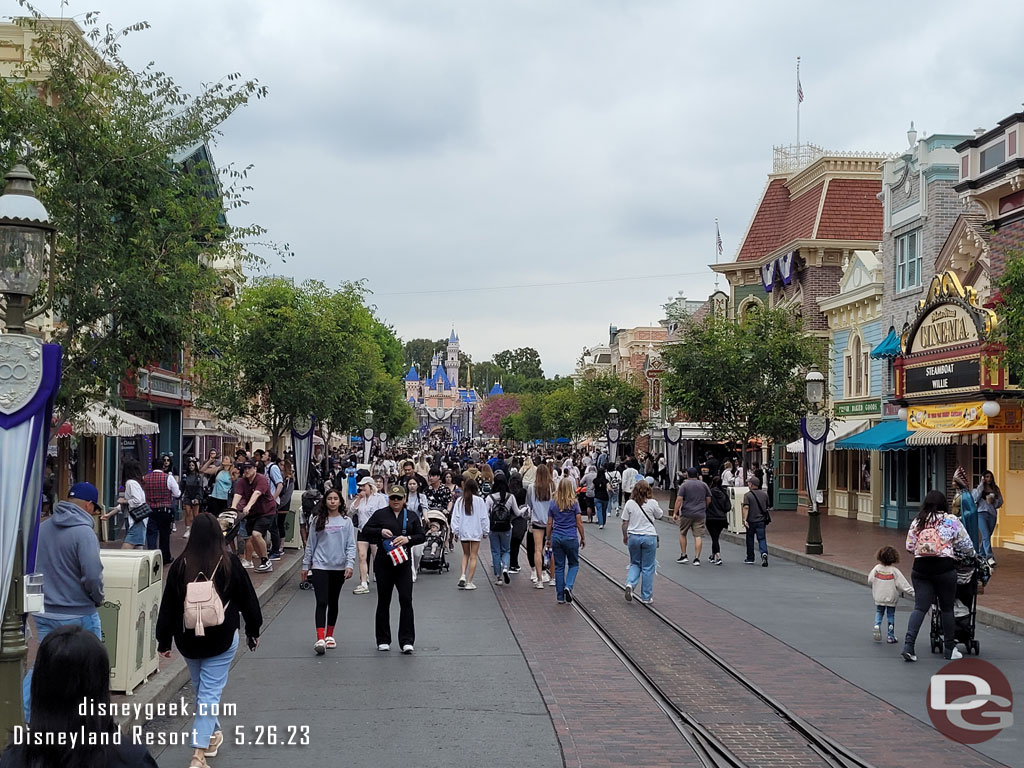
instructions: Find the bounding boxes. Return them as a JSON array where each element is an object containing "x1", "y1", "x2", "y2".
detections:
[
  {"x1": 429, "y1": 366, "x2": 454, "y2": 390},
  {"x1": 489, "y1": 382, "x2": 504, "y2": 396},
  {"x1": 404, "y1": 364, "x2": 420, "y2": 382},
  {"x1": 459, "y1": 388, "x2": 479, "y2": 404},
  {"x1": 815, "y1": 179, "x2": 883, "y2": 241}
]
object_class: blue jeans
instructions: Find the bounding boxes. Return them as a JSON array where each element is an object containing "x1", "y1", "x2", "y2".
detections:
[
  {"x1": 745, "y1": 522, "x2": 767, "y2": 560},
  {"x1": 489, "y1": 529, "x2": 512, "y2": 577},
  {"x1": 874, "y1": 605, "x2": 896, "y2": 633},
  {"x1": 977, "y1": 510, "x2": 996, "y2": 560},
  {"x1": 551, "y1": 536, "x2": 580, "y2": 600},
  {"x1": 23, "y1": 612, "x2": 102, "y2": 721},
  {"x1": 184, "y1": 632, "x2": 239, "y2": 749},
  {"x1": 595, "y1": 498, "x2": 608, "y2": 526},
  {"x1": 626, "y1": 534, "x2": 658, "y2": 601}
]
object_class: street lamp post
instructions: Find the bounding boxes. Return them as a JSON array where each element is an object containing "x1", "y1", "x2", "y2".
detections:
[
  {"x1": 606, "y1": 406, "x2": 620, "y2": 466},
  {"x1": 802, "y1": 365, "x2": 829, "y2": 555},
  {"x1": 363, "y1": 407, "x2": 374, "y2": 465},
  {"x1": 0, "y1": 163, "x2": 62, "y2": 744}
]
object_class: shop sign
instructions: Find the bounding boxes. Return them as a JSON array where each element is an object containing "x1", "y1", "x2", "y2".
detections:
[
  {"x1": 905, "y1": 358, "x2": 981, "y2": 397},
  {"x1": 902, "y1": 272, "x2": 996, "y2": 356},
  {"x1": 907, "y1": 401, "x2": 1023, "y2": 433},
  {"x1": 834, "y1": 400, "x2": 882, "y2": 417},
  {"x1": 909, "y1": 304, "x2": 979, "y2": 353}
]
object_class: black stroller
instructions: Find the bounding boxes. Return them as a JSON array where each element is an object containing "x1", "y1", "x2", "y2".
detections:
[
  {"x1": 930, "y1": 555, "x2": 990, "y2": 656},
  {"x1": 418, "y1": 509, "x2": 451, "y2": 574}
]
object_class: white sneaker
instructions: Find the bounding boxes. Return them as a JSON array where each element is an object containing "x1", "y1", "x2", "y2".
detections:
[
  {"x1": 241, "y1": 559, "x2": 254, "y2": 569},
  {"x1": 353, "y1": 582, "x2": 369, "y2": 595},
  {"x1": 624, "y1": 584, "x2": 633, "y2": 602},
  {"x1": 412, "y1": 571, "x2": 417, "y2": 583},
  {"x1": 542, "y1": 573, "x2": 551, "y2": 583},
  {"x1": 401, "y1": 644, "x2": 414, "y2": 654},
  {"x1": 457, "y1": 575, "x2": 466, "y2": 589},
  {"x1": 530, "y1": 573, "x2": 538, "y2": 582},
  {"x1": 377, "y1": 643, "x2": 390, "y2": 652},
  {"x1": 949, "y1": 648, "x2": 963, "y2": 660},
  {"x1": 495, "y1": 578, "x2": 503, "y2": 585},
  {"x1": 534, "y1": 581, "x2": 545, "y2": 589},
  {"x1": 172, "y1": 523, "x2": 177, "y2": 532},
  {"x1": 314, "y1": 639, "x2": 326, "y2": 655},
  {"x1": 502, "y1": 569, "x2": 510, "y2": 584},
  {"x1": 464, "y1": 582, "x2": 477, "y2": 590}
]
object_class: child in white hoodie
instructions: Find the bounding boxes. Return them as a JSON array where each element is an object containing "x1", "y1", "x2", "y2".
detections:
[{"x1": 868, "y1": 546, "x2": 915, "y2": 643}]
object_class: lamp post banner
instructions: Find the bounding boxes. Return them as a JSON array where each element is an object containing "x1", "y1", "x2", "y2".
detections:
[
  {"x1": 663, "y1": 427, "x2": 682, "y2": 489},
  {"x1": 290, "y1": 415, "x2": 315, "y2": 492},
  {"x1": 0, "y1": 337, "x2": 62, "y2": 620},
  {"x1": 606, "y1": 427, "x2": 620, "y2": 466},
  {"x1": 800, "y1": 415, "x2": 829, "y2": 512}
]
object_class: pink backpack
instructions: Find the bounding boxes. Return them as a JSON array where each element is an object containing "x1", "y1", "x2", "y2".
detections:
[
  {"x1": 914, "y1": 522, "x2": 944, "y2": 557},
  {"x1": 184, "y1": 558, "x2": 226, "y2": 636}
]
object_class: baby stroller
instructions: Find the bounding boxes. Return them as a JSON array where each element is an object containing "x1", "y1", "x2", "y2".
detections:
[
  {"x1": 930, "y1": 555, "x2": 990, "y2": 656},
  {"x1": 419, "y1": 509, "x2": 450, "y2": 574}
]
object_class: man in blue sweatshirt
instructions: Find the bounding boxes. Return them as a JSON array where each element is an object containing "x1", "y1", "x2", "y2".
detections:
[{"x1": 23, "y1": 481, "x2": 105, "y2": 719}]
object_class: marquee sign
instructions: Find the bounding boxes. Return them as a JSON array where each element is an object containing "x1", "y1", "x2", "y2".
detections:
[
  {"x1": 904, "y1": 358, "x2": 982, "y2": 397},
  {"x1": 901, "y1": 272, "x2": 995, "y2": 357}
]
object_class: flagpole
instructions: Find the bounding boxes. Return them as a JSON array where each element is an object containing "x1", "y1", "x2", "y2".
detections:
[
  {"x1": 796, "y1": 56, "x2": 801, "y2": 151},
  {"x1": 714, "y1": 217, "x2": 720, "y2": 290}
]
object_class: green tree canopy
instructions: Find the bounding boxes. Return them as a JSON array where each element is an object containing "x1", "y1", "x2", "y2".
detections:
[
  {"x1": 661, "y1": 307, "x2": 824, "y2": 464},
  {"x1": 573, "y1": 373, "x2": 647, "y2": 439},
  {"x1": 0, "y1": 12, "x2": 279, "y2": 422},
  {"x1": 494, "y1": 347, "x2": 544, "y2": 379},
  {"x1": 993, "y1": 249, "x2": 1024, "y2": 377}
]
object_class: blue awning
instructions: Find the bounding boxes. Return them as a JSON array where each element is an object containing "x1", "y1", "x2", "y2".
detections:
[
  {"x1": 833, "y1": 419, "x2": 909, "y2": 451},
  {"x1": 870, "y1": 328, "x2": 902, "y2": 359}
]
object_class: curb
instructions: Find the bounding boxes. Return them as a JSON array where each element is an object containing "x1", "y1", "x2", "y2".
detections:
[
  {"x1": 115, "y1": 555, "x2": 302, "y2": 734},
  {"x1": 720, "y1": 531, "x2": 1024, "y2": 638}
]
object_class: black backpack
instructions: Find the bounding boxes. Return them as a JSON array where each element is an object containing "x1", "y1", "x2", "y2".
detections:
[{"x1": 489, "y1": 492, "x2": 514, "y2": 531}]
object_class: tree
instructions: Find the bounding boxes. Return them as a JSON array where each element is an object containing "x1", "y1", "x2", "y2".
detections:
[
  {"x1": 661, "y1": 307, "x2": 824, "y2": 467},
  {"x1": 543, "y1": 387, "x2": 578, "y2": 442},
  {"x1": 478, "y1": 394, "x2": 520, "y2": 435},
  {"x1": 0, "y1": 11, "x2": 278, "y2": 422},
  {"x1": 992, "y1": 249, "x2": 1024, "y2": 377},
  {"x1": 573, "y1": 373, "x2": 647, "y2": 439},
  {"x1": 494, "y1": 347, "x2": 544, "y2": 379},
  {"x1": 402, "y1": 338, "x2": 441, "y2": 378},
  {"x1": 470, "y1": 360, "x2": 506, "y2": 392}
]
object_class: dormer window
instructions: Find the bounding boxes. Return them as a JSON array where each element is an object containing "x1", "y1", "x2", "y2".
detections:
[{"x1": 980, "y1": 140, "x2": 1005, "y2": 173}]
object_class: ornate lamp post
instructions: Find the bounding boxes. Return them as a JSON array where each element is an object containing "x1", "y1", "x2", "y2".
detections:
[
  {"x1": 801, "y1": 365, "x2": 829, "y2": 555},
  {"x1": 363, "y1": 407, "x2": 374, "y2": 465},
  {"x1": 606, "y1": 406, "x2": 620, "y2": 466},
  {"x1": 0, "y1": 163, "x2": 63, "y2": 743}
]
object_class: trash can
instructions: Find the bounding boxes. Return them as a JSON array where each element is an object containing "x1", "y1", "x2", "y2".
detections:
[
  {"x1": 98, "y1": 549, "x2": 162, "y2": 693},
  {"x1": 283, "y1": 495, "x2": 302, "y2": 550}
]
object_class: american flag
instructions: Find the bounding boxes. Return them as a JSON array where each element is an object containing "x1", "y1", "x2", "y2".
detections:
[
  {"x1": 387, "y1": 543, "x2": 409, "y2": 565},
  {"x1": 797, "y1": 73, "x2": 803, "y2": 103},
  {"x1": 716, "y1": 222, "x2": 723, "y2": 255}
]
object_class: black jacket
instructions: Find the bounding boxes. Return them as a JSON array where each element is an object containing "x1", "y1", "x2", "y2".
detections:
[
  {"x1": 708, "y1": 488, "x2": 731, "y2": 521},
  {"x1": 156, "y1": 553, "x2": 262, "y2": 658},
  {"x1": 362, "y1": 506, "x2": 426, "y2": 569},
  {"x1": 1, "y1": 744, "x2": 157, "y2": 768}
]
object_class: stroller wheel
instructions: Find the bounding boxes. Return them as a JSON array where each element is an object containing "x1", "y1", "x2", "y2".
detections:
[
  {"x1": 972, "y1": 640, "x2": 980, "y2": 655},
  {"x1": 931, "y1": 642, "x2": 941, "y2": 655}
]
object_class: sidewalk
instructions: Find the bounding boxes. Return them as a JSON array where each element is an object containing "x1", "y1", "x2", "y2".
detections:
[{"x1": 651, "y1": 488, "x2": 1024, "y2": 635}]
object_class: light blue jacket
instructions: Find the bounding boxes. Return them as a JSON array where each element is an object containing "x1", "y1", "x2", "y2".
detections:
[{"x1": 302, "y1": 514, "x2": 357, "y2": 571}]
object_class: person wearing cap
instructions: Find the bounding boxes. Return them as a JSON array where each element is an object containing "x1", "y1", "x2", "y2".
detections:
[
  {"x1": 351, "y1": 475, "x2": 388, "y2": 594},
  {"x1": 22, "y1": 482, "x2": 105, "y2": 720},
  {"x1": 742, "y1": 475, "x2": 771, "y2": 567},
  {"x1": 230, "y1": 461, "x2": 277, "y2": 573},
  {"x1": 361, "y1": 484, "x2": 426, "y2": 653},
  {"x1": 672, "y1": 467, "x2": 710, "y2": 566}
]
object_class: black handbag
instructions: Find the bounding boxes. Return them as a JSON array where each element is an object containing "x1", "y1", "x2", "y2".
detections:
[{"x1": 128, "y1": 501, "x2": 153, "y2": 524}]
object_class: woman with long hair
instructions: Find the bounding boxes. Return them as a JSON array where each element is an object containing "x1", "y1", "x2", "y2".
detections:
[
  {"x1": 402, "y1": 476, "x2": 430, "y2": 581},
  {"x1": 507, "y1": 473, "x2": 529, "y2": 573},
  {"x1": 108, "y1": 459, "x2": 147, "y2": 550},
  {"x1": 901, "y1": 490, "x2": 975, "y2": 662},
  {"x1": 181, "y1": 457, "x2": 205, "y2": 539},
  {"x1": 973, "y1": 469, "x2": 1003, "y2": 566},
  {"x1": 301, "y1": 489, "x2": 356, "y2": 655},
  {"x1": 485, "y1": 473, "x2": 523, "y2": 585},
  {"x1": 621, "y1": 480, "x2": 664, "y2": 603},
  {"x1": 706, "y1": 476, "x2": 731, "y2": 565},
  {"x1": 1, "y1": 625, "x2": 158, "y2": 767},
  {"x1": 451, "y1": 477, "x2": 489, "y2": 590},
  {"x1": 205, "y1": 455, "x2": 235, "y2": 518},
  {"x1": 478, "y1": 462, "x2": 494, "y2": 495},
  {"x1": 526, "y1": 463, "x2": 554, "y2": 587},
  {"x1": 545, "y1": 477, "x2": 585, "y2": 604},
  {"x1": 156, "y1": 513, "x2": 262, "y2": 767},
  {"x1": 351, "y1": 477, "x2": 388, "y2": 595}
]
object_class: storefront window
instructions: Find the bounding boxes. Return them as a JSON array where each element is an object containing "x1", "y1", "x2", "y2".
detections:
[
  {"x1": 858, "y1": 452, "x2": 871, "y2": 493},
  {"x1": 835, "y1": 450, "x2": 848, "y2": 490},
  {"x1": 907, "y1": 449, "x2": 922, "y2": 504},
  {"x1": 778, "y1": 451, "x2": 797, "y2": 490},
  {"x1": 972, "y1": 442, "x2": 989, "y2": 487}
]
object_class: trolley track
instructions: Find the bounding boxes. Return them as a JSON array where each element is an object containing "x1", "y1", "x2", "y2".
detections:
[{"x1": 573, "y1": 554, "x2": 879, "y2": 768}]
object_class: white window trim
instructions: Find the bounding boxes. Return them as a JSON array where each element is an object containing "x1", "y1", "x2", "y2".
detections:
[{"x1": 895, "y1": 229, "x2": 922, "y2": 292}]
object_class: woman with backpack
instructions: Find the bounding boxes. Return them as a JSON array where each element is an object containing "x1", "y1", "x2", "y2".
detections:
[
  {"x1": 156, "y1": 513, "x2": 262, "y2": 768},
  {"x1": 486, "y1": 473, "x2": 523, "y2": 585},
  {"x1": 301, "y1": 488, "x2": 356, "y2": 655},
  {"x1": 621, "y1": 480, "x2": 663, "y2": 604},
  {"x1": 901, "y1": 490, "x2": 976, "y2": 662},
  {"x1": 507, "y1": 473, "x2": 529, "y2": 573},
  {"x1": 181, "y1": 458, "x2": 205, "y2": 539},
  {"x1": 451, "y1": 477, "x2": 489, "y2": 590},
  {"x1": 706, "y1": 476, "x2": 731, "y2": 565}
]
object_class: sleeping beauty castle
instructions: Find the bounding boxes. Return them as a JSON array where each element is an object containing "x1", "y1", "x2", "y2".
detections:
[{"x1": 403, "y1": 330, "x2": 503, "y2": 440}]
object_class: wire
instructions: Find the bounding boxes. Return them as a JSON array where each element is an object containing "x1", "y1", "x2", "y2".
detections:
[{"x1": 373, "y1": 271, "x2": 712, "y2": 297}]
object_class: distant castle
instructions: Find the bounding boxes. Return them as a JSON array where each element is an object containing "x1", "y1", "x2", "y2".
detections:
[{"x1": 403, "y1": 330, "x2": 500, "y2": 439}]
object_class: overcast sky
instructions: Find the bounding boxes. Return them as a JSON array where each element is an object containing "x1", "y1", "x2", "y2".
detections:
[{"x1": 21, "y1": 1, "x2": 1024, "y2": 375}]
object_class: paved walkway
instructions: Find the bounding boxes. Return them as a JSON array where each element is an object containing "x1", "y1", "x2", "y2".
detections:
[{"x1": 650, "y1": 489, "x2": 1024, "y2": 631}]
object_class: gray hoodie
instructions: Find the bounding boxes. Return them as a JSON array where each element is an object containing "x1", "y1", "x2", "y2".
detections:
[{"x1": 36, "y1": 501, "x2": 104, "y2": 615}]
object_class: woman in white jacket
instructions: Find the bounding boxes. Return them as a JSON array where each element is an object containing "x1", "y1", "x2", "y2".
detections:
[{"x1": 451, "y1": 477, "x2": 488, "y2": 590}]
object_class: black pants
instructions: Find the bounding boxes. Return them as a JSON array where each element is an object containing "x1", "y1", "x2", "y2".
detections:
[
  {"x1": 706, "y1": 519, "x2": 727, "y2": 556},
  {"x1": 509, "y1": 519, "x2": 528, "y2": 569},
  {"x1": 374, "y1": 561, "x2": 415, "y2": 646},
  {"x1": 146, "y1": 507, "x2": 173, "y2": 563},
  {"x1": 311, "y1": 569, "x2": 346, "y2": 628},
  {"x1": 277, "y1": 510, "x2": 288, "y2": 539},
  {"x1": 269, "y1": 510, "x2": 284, "y2": 554},
  {"x1": 906, "y1": 566, "x2": 957, "y2": 655}
]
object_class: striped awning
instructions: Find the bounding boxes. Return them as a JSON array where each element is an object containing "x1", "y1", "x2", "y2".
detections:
[
  {"x1": 73, "y1": 404, "x2": 160, "y2": 437},
  {"x1": 218, "y1": 420, "x2": 269, "y2": 443}
]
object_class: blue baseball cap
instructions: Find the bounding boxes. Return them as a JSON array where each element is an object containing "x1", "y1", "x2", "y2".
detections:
[{"x1": 68, "y1": 482, "x2": 102, "y2": 510}]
